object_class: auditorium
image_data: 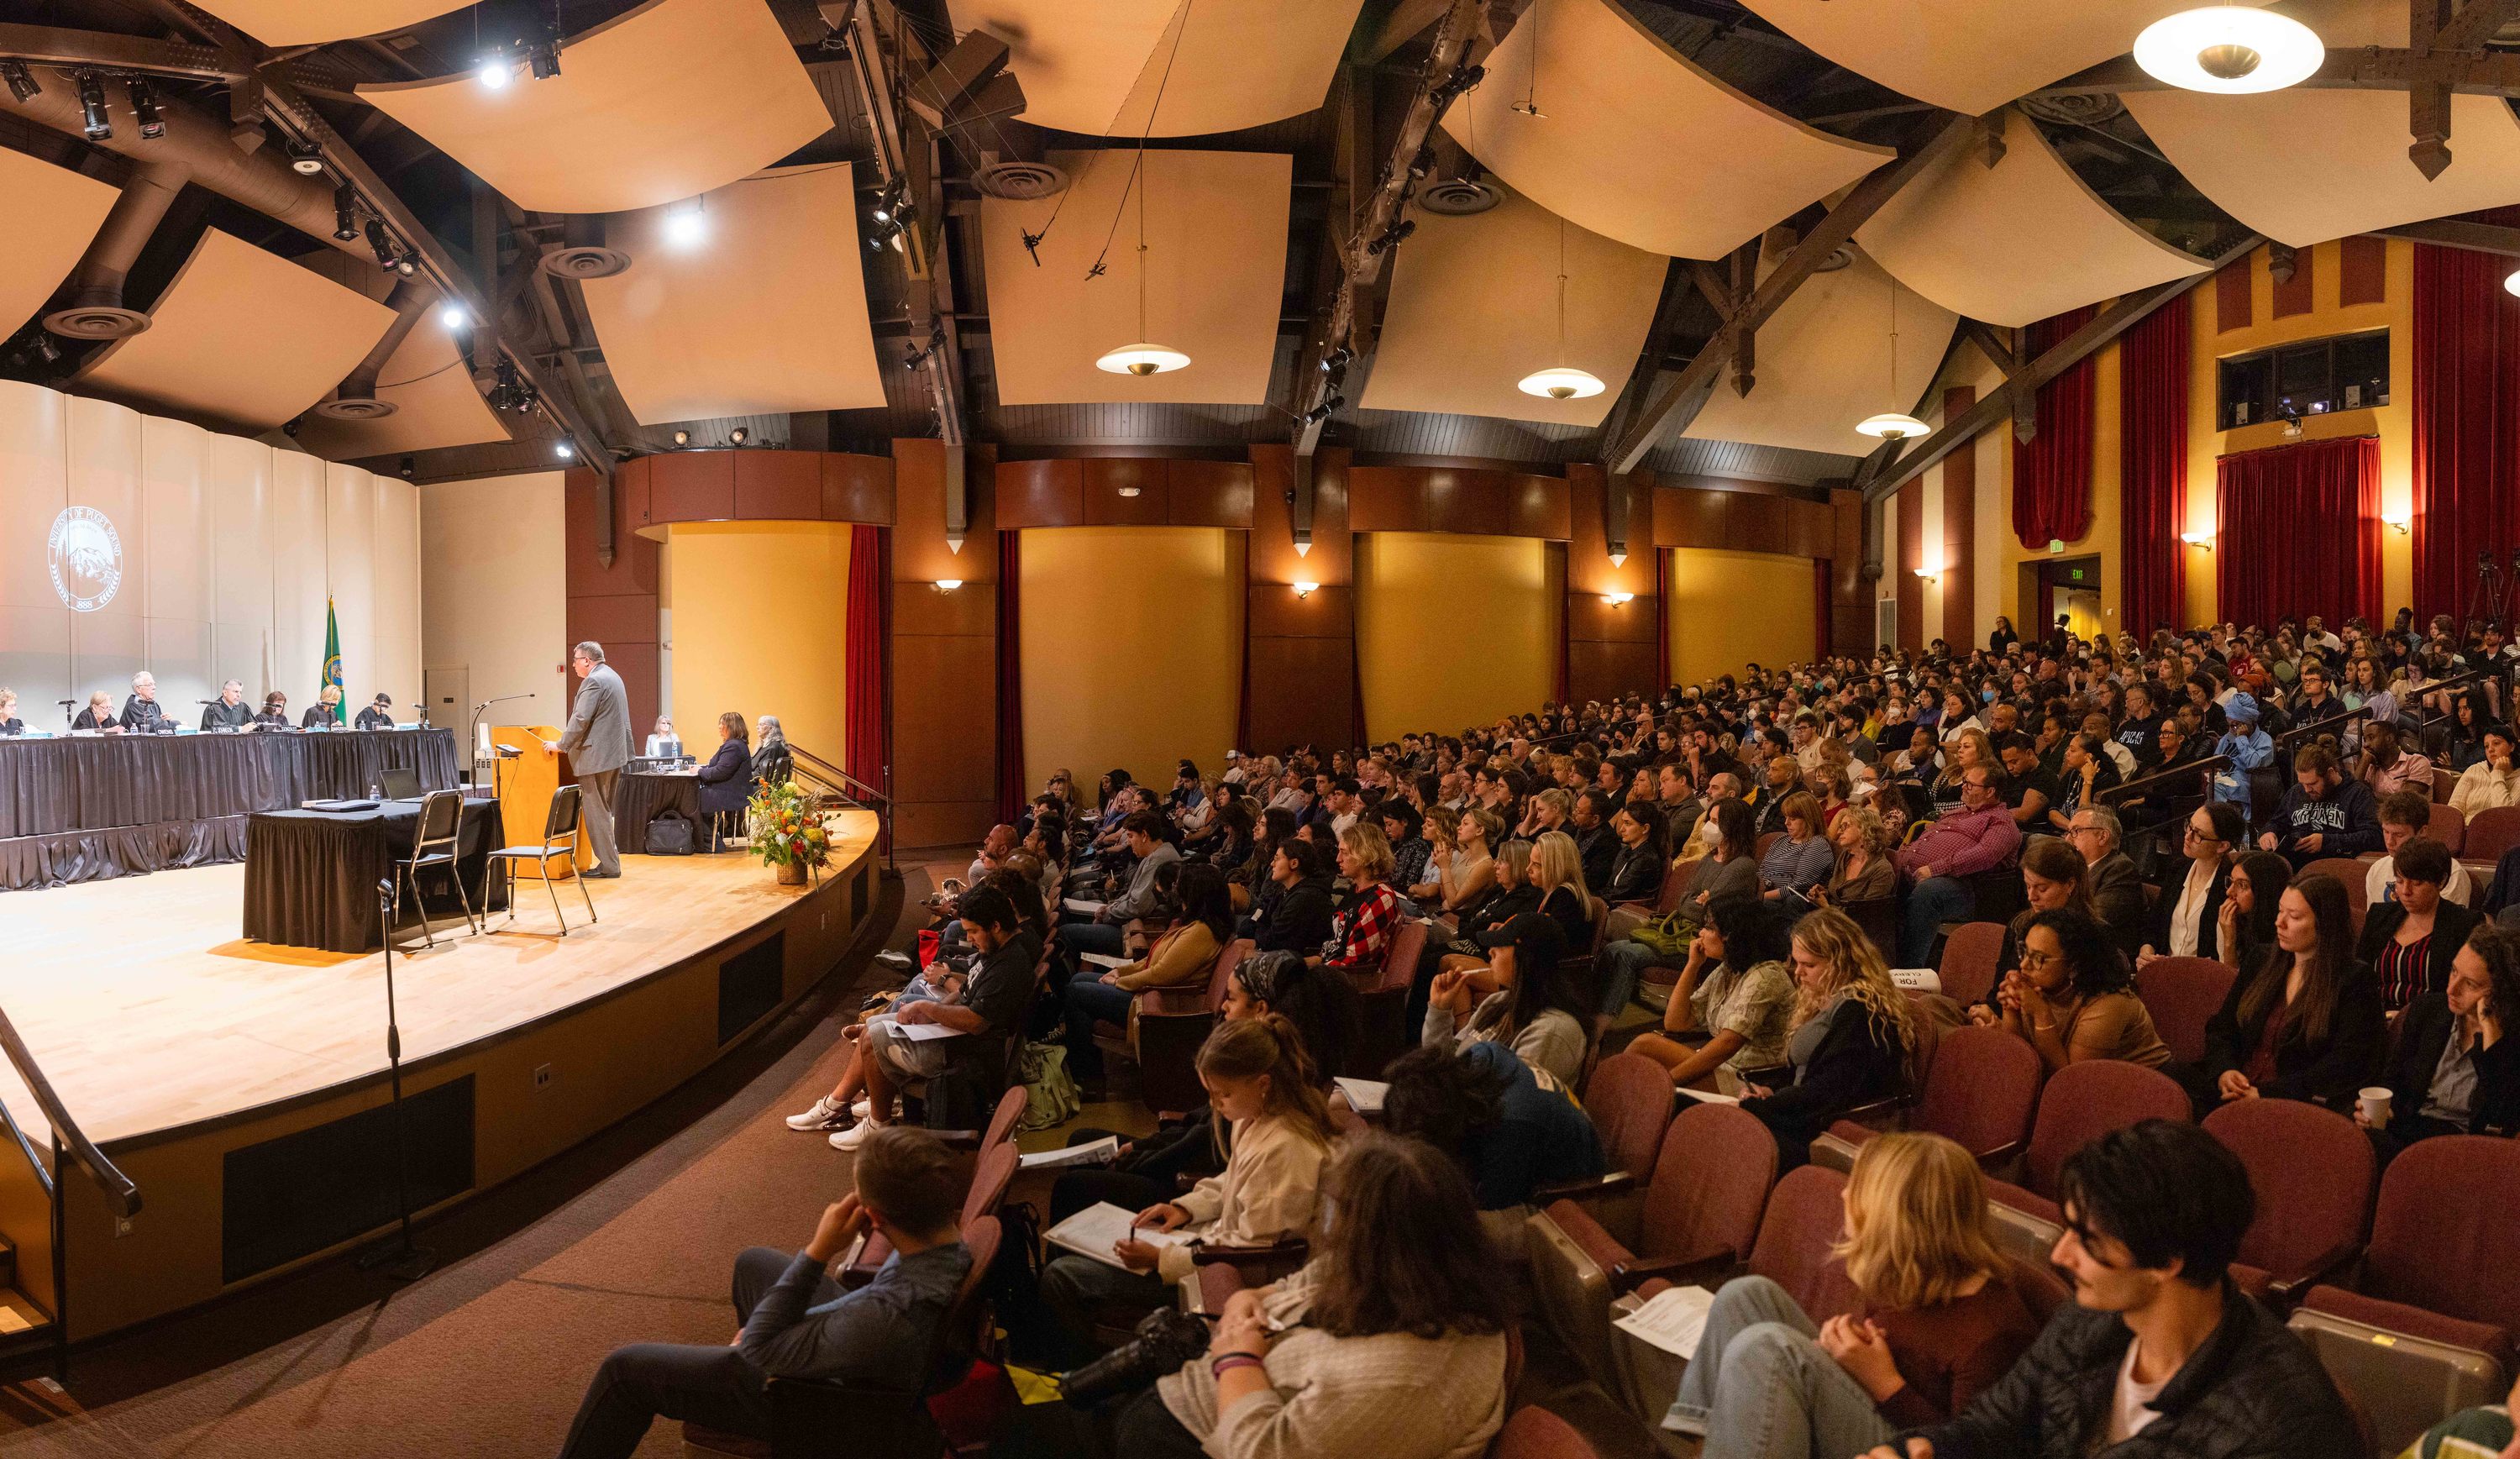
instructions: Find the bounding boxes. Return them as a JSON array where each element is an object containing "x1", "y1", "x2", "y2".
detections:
[{"x1": 3, "y1": 1, "x2": 2520, "y2": 1456}]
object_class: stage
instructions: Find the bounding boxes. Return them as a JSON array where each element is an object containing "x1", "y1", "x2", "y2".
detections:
[{"x1": 0, "y1": 810, "x2": 885, "y2": 1345}]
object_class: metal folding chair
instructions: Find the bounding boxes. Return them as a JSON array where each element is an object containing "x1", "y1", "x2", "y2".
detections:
[
  {"x1": 480, "y1": 785, "x2": 598, "y2": 935},
  {"x1": 393, "y1": 788, "x2": 477, "y2": 947}
]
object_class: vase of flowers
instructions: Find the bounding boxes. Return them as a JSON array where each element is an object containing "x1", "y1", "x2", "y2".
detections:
[{"x1": 747, "y1": 779, "x2": 832, "y2": 884}]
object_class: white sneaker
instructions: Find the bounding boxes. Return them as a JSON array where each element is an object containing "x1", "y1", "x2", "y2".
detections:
[
  {"x1": 851, "y1": 1097, "x2": 872, "y2": 1120},
  {"x1": 785, "y1": 1096, "x2": 850, "y2": 1131},
  {"x1": 828, "y1": 1120, "x2": 877, "y2": 1152}
]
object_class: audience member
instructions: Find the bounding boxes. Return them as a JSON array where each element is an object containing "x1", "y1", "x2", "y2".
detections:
[
  {"x1": 2176, "y1": 873, "x2": 2384, "y2": 1116},
  {"x1": 1423, "y1": 916, "x2": 1588, "y2": 1085},
  {"x1": 1864, "y1": 1120, "x2": 2356, "y2": 1459},
  {"x1": 1977, "y1": 908, "x2": 2168, "y2": 1073},
  {"x1": 1670, "y1": 1132, "x2": 2041, "y2": 1452},
  {"x1": 2369, "y1": 789, "x2": 2478, "y2": 909},
  {"x1": 1740, "y1": 906, "x2": 1919, "y2": 1170},
  {"x1": 1758, "y1": 791, "x2": 1835, "y2": 909},
  {"x1": 1623, "y1": 894, "x2": 1796, "y2": 1091},
  {"x1": 1382, "y1": 1039, "x2": 1605, "y2": 1214},
  {"x1": 2213, "y1": 851, "x2": 2292, "y2": 976},
  {"x1": 1894, "y1": 765, "x2": 2024, "y2": 966},
  {"x1": 2139, "y1": 802, "x2": 2243, "y2": 967},
  {"x1": 2360, "y1": 920, "x2": 2519, "y2": 1162},
  {"x1": 2260, "y1": 743, "x2": 2382, "y2": 866},
  {"x1": 2359, "y1": 836, "x2": 2481, "y2": 1013},
  {"x1": 1062, "y1": 863, "x2": 1233, "y2": 1082},
  {"x1": 2449, "y1": 722, "x2": 2520, "y2": 816}
]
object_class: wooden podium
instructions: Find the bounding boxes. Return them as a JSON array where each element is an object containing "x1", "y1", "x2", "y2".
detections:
[{"x1": 489, "y1": 724, "x2": 593, "y2": 878}]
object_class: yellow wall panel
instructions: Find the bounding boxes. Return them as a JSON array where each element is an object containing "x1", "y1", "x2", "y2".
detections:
[
  {"x1": 1667, "y1": 548, "x2": 1815, "y2": 690},
  {"x1": 1019, "y1": 526, "x2": 1241, "y2": 790},
  {"x1": 1356, "y1": 533, "x2": 1556, "y2": 741},
  {"x1": 665, "y1": 522, "x2": 851, "y2": 762}
]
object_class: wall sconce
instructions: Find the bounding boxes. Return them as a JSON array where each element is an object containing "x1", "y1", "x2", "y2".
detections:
[
  {"x1": 1911, "y1": 565, "x2": 1941, "y2": 585},
  {"x1": 2179, "y1": 530, "x2": 2214, "y2": 551},
  {"x1": 1608, "y1": 549, "x2": 1628, "y2": 568},
  {"x1": 1292, "y1": 580, "x2": 1319, "y2": 599},
  {"x1": 932, "y1": 579, "x2": 963, "y2": 592},
  {"x1": 1602, "y1": 591, "x2": 1634, "y2": 606},
  {"x1": 2382, "y1": 512, "x2": 2411, "y2": 534},
  {"x1": 1117, "y1": 485, "x2": 1142, "y2": 497}
]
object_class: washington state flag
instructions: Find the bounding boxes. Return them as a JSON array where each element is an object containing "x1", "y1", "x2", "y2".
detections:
[{"x1": 322, "y1": 596, "x2": 344, "y2": 722}]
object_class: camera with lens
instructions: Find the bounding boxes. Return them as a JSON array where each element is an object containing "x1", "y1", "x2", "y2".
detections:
[{"x1": 1058, "y1": 1306, "x2": 1213, "y2": 1406}]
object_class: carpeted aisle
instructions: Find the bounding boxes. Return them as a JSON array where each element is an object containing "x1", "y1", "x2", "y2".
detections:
[{"x1": 0, "y1": 870, "x2": 925, "y2": 1459}]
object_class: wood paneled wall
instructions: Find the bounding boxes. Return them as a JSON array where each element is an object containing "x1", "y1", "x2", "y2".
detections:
[
  {"x1": 617, "y1": 448, "x2": 895, "y2": 532},
  {"x1": 564, "y1": 468, "x2": 660, "y2": 730},
  {"x1": 1942, "y1": 386, "x2": 1977, "y2": 643},
  {"x1": 1565, "y1": 466, "x2": 1662, "y2": 705},
  {"x1": 1247, "y1": 445, "x2": 1357, "y2": 755},
  {"x1": 890, "y1": 440, "x2": 998, "y2": 849}
]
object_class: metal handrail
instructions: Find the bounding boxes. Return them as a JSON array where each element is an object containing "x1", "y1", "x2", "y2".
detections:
[
  {"x1": 0, "y1": 1003, "x2": 138, "y2": 1380},
  {"x1": 785, "y1": 743, "x2": 895, "y2": 869}
]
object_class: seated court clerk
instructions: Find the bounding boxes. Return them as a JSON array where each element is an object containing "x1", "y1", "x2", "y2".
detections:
[
  {"x1": 552, "y1": 1125, "x2": 972, "y2": 1459},
  {"x1": 1861, "y1": 1120, "x2": 2358, "y2": 1459}
]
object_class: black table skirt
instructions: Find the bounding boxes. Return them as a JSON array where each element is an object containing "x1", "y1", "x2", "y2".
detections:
[
  {"x1": 243, "y1": 795, "x2": 505, "y2": 953},
  {"x1": 616, "y1": 771, "x2": 706, "y2": 855},
  {"x1": 0, "y1": 728, "x2": 459, "y2": 891}
]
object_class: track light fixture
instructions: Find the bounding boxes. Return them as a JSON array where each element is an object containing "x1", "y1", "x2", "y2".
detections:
[
  {"x1": 554, "y1": 441, "x2": 575, "y2": 460},
  {"x1": 1364, "y1": 218, "x2": 1415, "y2": 257},
  {"x1": 478, "y1": 51, "x2": 515, "y2": 89},
  {"x1": 397, "y1": 455, "x2": 416, "y2": 480},
  {"x1": 671, "y1": 429, "x2": 690, "y2": 447},
  {"x1": 127, "y1": 79, "x2": 163, "y2": 139},
  {"x1": 663, "y1": 197, "x2": 706, "y2": 249},
  {"x1": 76, "y1": 72, "x2": 109, "y2": 141},
  {"x1": 394, "y1": 255, "x2": 417, "y2": 277},
  {"x1": 365, "y1": 218, "x2": 396, "y2": 270},
  {"x1": 485, "y1": 359, "x2": 539, "y2": 414},
  {"x1": 1300, "y1": 396, "x2": 1342, "y2": 427},
  {"x1": 729, "y1": 427, "x2": 749, "y2": 446},
  {"x1": 286, "y1": 140, "x2": 326, "y2": 176},
  {"x1": 529, "y1": 39, "x2": 562, "y2": 80},
  {"x1": 1, "y1": 60, "x2": 38, "y2": 105},
  {"x1": 333, "y1": 183, "x2": 360, "y2": 241},
  {"x1": 1319, "y1": 345, "x2": 1352, "y2": 375}
]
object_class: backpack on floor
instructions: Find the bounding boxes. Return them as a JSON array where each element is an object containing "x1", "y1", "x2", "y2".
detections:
[
  {"x1": 1016, "y1": 1041, "x2": 1081, "y2": 1132},
  {"x1": 644, "y1": 812, "x2": 695, "y2": 856}
]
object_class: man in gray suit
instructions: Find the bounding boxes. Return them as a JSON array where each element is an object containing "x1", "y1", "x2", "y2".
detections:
[{"x1": 549, "y1": 640, "x2": 633, "y2": 878}]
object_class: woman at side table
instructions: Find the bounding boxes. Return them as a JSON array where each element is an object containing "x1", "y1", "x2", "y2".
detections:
[{"x1": 696, "y1": 711, "x2": 753, "y2": 848}]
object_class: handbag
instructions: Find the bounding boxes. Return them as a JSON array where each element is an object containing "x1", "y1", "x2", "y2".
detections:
[
  {"x1": 644, "y1": 812, "x2": 695, "y2": 856},
  {"x1": 1626, "y1": 907, "x2": 1697, "y2": 958}
]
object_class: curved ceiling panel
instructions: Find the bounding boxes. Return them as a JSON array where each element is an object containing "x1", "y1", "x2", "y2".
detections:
[
  {"x1": 2125, "y1": 0, "x2": 2520, "y2": 245},
  {"x1": 1856, "y1": 111, "x2": 2208, "y2": 328},
  {"x1": 580, "y1": 164, "x2": 886, "y2": 423},
  {"x1": 1683, "y1": 248, "x2": 1956, "y2": 457},
  {"x1": 947, "y1": 0, "x2": 1364, "y2": 136},
  {"x1": 287, "y1": 250, "x2": 509, "y2": 459},
  {"x1": 358, "y1": 0, "x2": 831, "y2": 214},
  {"x1": 0, "y1": 149, "x2": 117, "y2": 344},
  {"x1": 1736, "y1": 0, "x2": 2254, "y2": 115},
  {"x1": 979, "y1": 149, "x2": 1290, "y2": 406},
  {"x1": 78, "y1": 230, "x2": 396, "y2": 432},
  {"x1": 1438, "y1": 0, "x2": 1890, "y2": 260},
  {"x1": 1362, "y1": 187, "x2": 1664, "y2": 428},
  {"x1": 185, "y1": 0, "x2": 470, "y2": 46}
]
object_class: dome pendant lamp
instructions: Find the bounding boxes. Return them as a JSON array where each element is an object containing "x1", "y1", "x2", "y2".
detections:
[
  {"x1": 1855, "y1": 269, "x2": 1929, "y2": 442},
  {"x1": 1095, "y1": 6, "x2": 1193, "y2": 377},
  {"x1": 1517, "y1": 215, "x2": 1605, "y2": 401},
  {"x1": 2134, "y1": 7, "x2": 2325, "y2": 94}
]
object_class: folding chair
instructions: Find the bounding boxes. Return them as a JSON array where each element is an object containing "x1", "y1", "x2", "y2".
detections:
[
  {"x1": 481, "y1": 785, "x2": 597, "y2": 935},
  {"x1": 392, "y1": 788, "x2": 477, "y2": 947}
]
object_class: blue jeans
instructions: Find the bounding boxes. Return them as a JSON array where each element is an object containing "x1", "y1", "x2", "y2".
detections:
[
  {"x1": 1899, "y1": 875, "x2": 1975, "y2": 967},
  {"x1": 1663, "y1": 1275, "x2": 1894, "y2": 1459},
  {"x1": 1062, "y1": 974, "x2": 1137, "y2": 1079},
  {"x1": 1595, "y1": 940, "x2": 1673, "y2": 1021}
]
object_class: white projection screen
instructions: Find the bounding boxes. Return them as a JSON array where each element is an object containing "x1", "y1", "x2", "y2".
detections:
[{"x1": 0, "y1": 380, "x2": 418, "y2": 725}]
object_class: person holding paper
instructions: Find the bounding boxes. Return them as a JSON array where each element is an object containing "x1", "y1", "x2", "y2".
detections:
[
  {"x1": 1037, "y1": 1016, "x2": 1333, "y2": 1365},
  {"x1": 1665, "y1": 1131, "x2": 2040, "y2": 1455},
  {"x1": 1053, "y1": 811, "x2": 1179, "y2": 986},
  {"x1": 553, "y1": 1125, "x2": 972, "y2": 1459},
  {"x1": 1115, "y1": 1132, "x2": 1510, "y2": 1459},
  {"x1": 1059, "y1": 863, "x2": 1232, "y2": 1084}
]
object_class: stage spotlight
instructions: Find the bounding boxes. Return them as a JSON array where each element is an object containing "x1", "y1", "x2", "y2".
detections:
[
  {"x1": 76, "y1": 72, "x2": 109, "y2": 140},
  {"x1": 287, "y1": 140, "x2": 326, "y2": 175},
  {"x1": 554, "y1": 441, "x2": 575, "y2": 459},
  {"x1": 438, "y1": 302, "x2": 469, "y2": 330},
  {"x1": 664, "y1": 197, "x2": 706, "y2": 249},
  {"x1": 333, "y1": 184, "x2": 360, "y2": 241},
  {"x1": 528, "y1": 40, "x2": 562, "y2": 80},
  {"x1": 1430, "y1": 62, "x2": 1484, "y2": 106},
  {"x1": 670, "y1": 428, "x2": 690, "y2": 447},
  {"x1": 397, "y1": 455, "x2": 416, "y2": 479},
  {"x1": 128, "y1": 79, "x2": 163, "y2": 139},
  {"x1": 728, "y1": 426, "x2": 749, "y2": 446},
  {"x1": 394, "y1": 255, "x2": 417, "y2": 277},
  {"x1": 479, "y1": 54, "x2": 513, "y2": 89},
  {"x1": 2, "y1": 60, "x2": 39, "y2": 104},
  {"x1": 365, "y1": 218, "x2": 396, "y2": 270}
]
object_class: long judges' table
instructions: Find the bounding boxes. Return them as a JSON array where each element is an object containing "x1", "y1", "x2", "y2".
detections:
[
  {"x1": 244, "y1": 796, "x2": 505, "y2": 952},
  {"x1": 0, "y1": 728, "x2": 461, "y2": 891}
]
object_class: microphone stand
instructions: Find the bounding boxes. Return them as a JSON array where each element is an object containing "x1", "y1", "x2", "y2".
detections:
[
  {"x1": 357, "y1": 877, "x2": 435, "y2": 1282},
  {"x1": 468, "y1": 692, "x2": 535, "y2": 790}
]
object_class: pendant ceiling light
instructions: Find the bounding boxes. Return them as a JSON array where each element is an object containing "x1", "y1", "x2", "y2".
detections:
[
  {"x1": 1095, "y1": 3, "x2": 1194, "y2": 377},
  {"x1": 1517, "y1": 214, "x2": 1604, "y2": 401},
  {"x1": 1855, "y1": 269, "x2": 1929, "y2": 441},
  {"x1": 2134, "y1": 7, "x2": 2324, "y2": 94}
]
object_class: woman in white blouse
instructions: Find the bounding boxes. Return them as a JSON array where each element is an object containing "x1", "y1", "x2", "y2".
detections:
[
  {"x1": 2139, "y1": 801, "x2": 2244, "y2": 967},
  {"x1": 2451, "y1": 726, "x2": 2520, "y2": 816}
]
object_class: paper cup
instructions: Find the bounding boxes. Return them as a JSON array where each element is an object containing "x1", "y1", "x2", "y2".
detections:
[{"x1": 2357, "y1": 1086, "x2": 2392, "y2": 1126}]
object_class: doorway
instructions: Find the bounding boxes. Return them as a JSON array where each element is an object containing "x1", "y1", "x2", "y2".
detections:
[{"x1": 2019, "y1": 556, "x2": 2104, "y2": 644}]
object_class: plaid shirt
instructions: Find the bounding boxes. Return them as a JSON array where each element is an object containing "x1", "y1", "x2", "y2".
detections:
[{"x1": 1321, "y1": 882, "x2": 1400, "y2": 973}]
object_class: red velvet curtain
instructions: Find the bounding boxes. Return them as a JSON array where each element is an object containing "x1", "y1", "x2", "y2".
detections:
[
  {"x1": 2118, "y1": 291, "x2": 2191, "y2": 637},
  {"x1": 2216, "y1": 436, "x2": 2381, "y2": 629},
  {"x1": 995, "y1": 533, "x2": 1025, "y2": 822},
  {"x1": 843, "y1": 525, "x2": 889, "y2": 802},
  {"x1": 2012, "y1": 306, "x2": 2098, "y2": 549},
  {"x1": 2412, "y1": 223, "x2": 2520, "y2": 622}
]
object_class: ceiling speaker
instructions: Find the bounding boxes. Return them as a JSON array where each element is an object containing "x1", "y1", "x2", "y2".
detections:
[{"x1": 541, "y1": 245, "x2": 633, "y2": 279}]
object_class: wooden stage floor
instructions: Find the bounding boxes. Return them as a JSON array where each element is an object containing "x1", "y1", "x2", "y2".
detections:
[{"x1": 2, "y1": 816, "x2": 879, "y2": 1148}]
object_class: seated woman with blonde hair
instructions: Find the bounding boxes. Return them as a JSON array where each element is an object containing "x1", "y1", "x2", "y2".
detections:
[
  {"x1": 1740, "y1": 906, "x2": 1919, "y2": 1171},
  {"x1": 1663, "y1": 1131, "x2": 2041, "y2": 1454}
]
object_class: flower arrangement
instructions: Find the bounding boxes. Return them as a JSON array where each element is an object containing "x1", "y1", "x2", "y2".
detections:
[{"x1": 747, "y1": 779, "x2": 834, "y2": 879}]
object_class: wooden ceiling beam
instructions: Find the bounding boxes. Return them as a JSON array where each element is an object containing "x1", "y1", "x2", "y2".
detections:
[
  {"x1": 1599, "y1": 108, "x2": 1974, "y2": 476},
  {"x1": 1865, "y1": 231, "x2": 2261, "y2": 503}
]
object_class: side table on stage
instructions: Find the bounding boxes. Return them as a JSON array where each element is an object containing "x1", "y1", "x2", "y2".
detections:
[
  {"x1": 243, "y1": 795, "x2": 506, "y2": 953},
  {"x1": 486, "y1": 724, "x2": 592, "y2": 879}
]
